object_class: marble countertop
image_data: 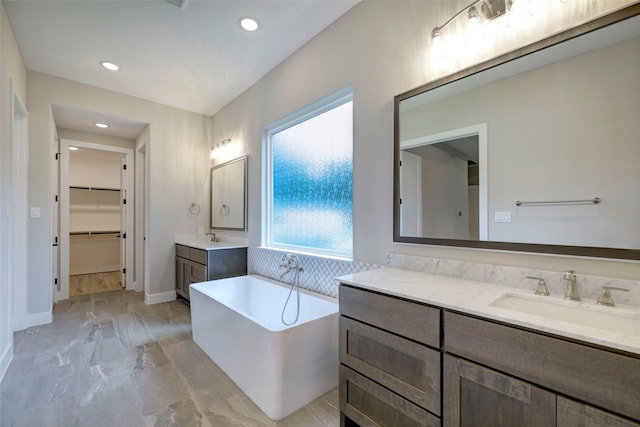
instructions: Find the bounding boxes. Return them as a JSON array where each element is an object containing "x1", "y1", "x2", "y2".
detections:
[
  {"x1": 336, "y1": 267, "x2": 640, "y2": 356},
  {"x1": 175, "y1": 234, "x2": 248, "y2": 251}
]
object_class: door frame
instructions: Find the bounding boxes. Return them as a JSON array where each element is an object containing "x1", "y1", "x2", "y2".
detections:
[
  {"x1": 10, "y1": 82, "x2": 29, "y2": 331},
  {"x1": 135, "y1": 137, "x2": 149, "y2": 295},
  {"x1": 58, "y1": 139, "x2": 134, "y2": 300}
]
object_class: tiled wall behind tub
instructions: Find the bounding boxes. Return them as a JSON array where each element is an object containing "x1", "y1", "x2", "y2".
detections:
[
  {"x1": 386, "y1": 253, "x2": 640, "y2": 308},
  {"x1": 248, "y1": 247, "x2": 379, "y2": 298}
]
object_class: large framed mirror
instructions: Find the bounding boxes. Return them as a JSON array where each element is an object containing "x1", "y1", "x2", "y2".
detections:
[
  {"x1": 394, "y1": 5, "x2": 640, "y2": 260},
  {"x1": 211, "y1": 155, "x2": 248, "y2": 231}
]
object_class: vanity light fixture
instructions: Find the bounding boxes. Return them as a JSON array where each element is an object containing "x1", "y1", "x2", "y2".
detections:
[
  {"x1": 68, "y1": 146, "x2": 79, "y2": 151},
  {"x1": 431, "y1": 0, "x2": 531, "y2": 45},
  {"x1": 100, "y1": 61, "x2": 119, "y2": 71},
  {"x1": 210, "y1": 138, "x2": 232, "y2": 159},
  {"x1": 95, "y1": 122, "x2": 110, "y2": 129},
  {"x1": 240, "y1": 18, "x2": 258, "y2": 32}
]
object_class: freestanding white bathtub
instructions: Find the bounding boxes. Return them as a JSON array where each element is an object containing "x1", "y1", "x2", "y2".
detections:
[{"x1": 190, "y1": 275, "x2": 339, "y2": 420}]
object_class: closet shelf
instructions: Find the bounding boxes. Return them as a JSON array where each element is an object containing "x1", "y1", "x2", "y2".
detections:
[
  {"x1": 70, "y1": 230, "x2": 121, "y2": 236},
  {"x1": 70, "y1": 186, "x2": 120, "y2": 192}
]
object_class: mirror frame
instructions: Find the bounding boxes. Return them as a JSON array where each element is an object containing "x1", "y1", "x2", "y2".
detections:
[
  {"x1": 211, "y1": 155, "x2": 248, "y2": 231},
  {"x1": 393, "y1": 4, "x2": 640, "y2": 261}
]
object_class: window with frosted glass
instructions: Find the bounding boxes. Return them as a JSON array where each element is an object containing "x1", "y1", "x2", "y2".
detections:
[{"x1": 266, "y1": 96, "x2": 353, "y2": 258}]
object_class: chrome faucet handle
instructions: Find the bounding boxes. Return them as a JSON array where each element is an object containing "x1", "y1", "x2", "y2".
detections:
[
  {"x1": 526, "y1": 276, "x2": 549, "y2": 296},
  {"x1": 597, "y1": 286, "x2": 629, "y2": 307}
]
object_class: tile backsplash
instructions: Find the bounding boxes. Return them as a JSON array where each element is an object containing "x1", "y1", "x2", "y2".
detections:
[
  {"x1": 386, "y1": 253, "x2": 640, "y2": 308},
  {"x1": 248, "y1": 247, "x2": 378, "y2": 298}
]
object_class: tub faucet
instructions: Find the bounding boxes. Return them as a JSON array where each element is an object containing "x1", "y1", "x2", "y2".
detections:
[
  {"x1": 563, "y1": 270, "x2": 580, "y2": 301},
  {"x1": 279, "y1": 254, "x2": 303, "y2": 279}
]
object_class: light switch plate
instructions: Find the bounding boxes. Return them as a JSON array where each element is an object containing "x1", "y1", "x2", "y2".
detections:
[
  {"x1": 30, "y1": 207, "x2": 41, "y2": 218},
  {"x1": 494, "y1": 211, "x2": 512, "y2": 223}
]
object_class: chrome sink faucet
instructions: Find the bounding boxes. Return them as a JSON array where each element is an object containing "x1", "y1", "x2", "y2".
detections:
[
  {"x1": 205, "y1": 232, "x2": 217, "y2": 242},
  {"x1": 563, "y1": 270, "x2": 580, "y2": 301}
]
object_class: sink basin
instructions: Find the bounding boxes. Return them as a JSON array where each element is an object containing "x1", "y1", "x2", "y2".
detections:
[{"x1": 489, "y1": 293, "x2": 640, "y2": 336}]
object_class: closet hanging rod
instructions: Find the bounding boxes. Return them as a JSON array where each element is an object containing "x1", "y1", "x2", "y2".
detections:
[
  {"x1": 516, "y1": 197, "x2": 601, "y2": 207},
  {"x1": 69, "y1": 185, "x2": 120, "y2": 192}
]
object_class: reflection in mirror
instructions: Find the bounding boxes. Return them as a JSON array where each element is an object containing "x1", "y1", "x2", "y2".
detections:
[
  {"x1": 211, "y1": 156, "x2": 247, "y2": 231},
  {"x1": 394, "y1": 8, "x2": 640, "y2": 259},
  {"x1": 400, "y1": 124, "x2": 487, "y2": 240}
]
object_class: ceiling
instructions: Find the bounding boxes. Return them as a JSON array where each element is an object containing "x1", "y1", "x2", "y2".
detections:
[{"x1": 4, "y1": 0, "x2": 358, "y2": 138}]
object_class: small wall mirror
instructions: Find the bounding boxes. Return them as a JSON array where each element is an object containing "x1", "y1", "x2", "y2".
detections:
[{"x1": 211, "y1": 155, "x2": 248, "y2": 231}]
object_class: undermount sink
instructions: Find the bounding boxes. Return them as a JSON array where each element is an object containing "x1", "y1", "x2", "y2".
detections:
[{"x1": 489, "y1": 293, "x2": 640, "y2": 336}]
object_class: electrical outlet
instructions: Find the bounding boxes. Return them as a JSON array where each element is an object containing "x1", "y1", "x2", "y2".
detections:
[{"x1": 494, "y1": 211, "x2": 512, "y2": 223}]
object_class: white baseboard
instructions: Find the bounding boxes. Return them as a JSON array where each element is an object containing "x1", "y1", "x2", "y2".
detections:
[
  {"x1": 0, "y1": 343, "x2": 13, "y2": 383},
  {"x1": 145, "y1": 290, "x2": 176, "y2": 305},
  {"x1": 26, "y1": 310, "x2": 52, "y2": 328}
]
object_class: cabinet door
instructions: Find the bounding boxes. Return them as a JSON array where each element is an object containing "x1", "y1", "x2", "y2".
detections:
[
  {"x1": 557, "y1": 396, "x2": 640, "y2": 427},
  {"x1": 444, "y1": 354, "x2": 556, "y2": 427},
  {"x1": 175, "y1": 257, "x2": 187, "y2": 297},
  {"x1": 189, "y1": 261, "x2": 207, "y2": 284}
]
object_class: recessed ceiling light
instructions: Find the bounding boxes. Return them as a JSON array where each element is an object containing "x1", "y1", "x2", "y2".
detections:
[
  {"x1": 95, "y1": 123, "x2": 110, "y2": 128},
  {"x1": 69, "y1": 146, "x2": 79, "y2": 151},
  {"x1": 100, "y1": 61, "x2": 119, "y2": 71},
  {"x1": 240, "y1": 18, "x2": 258, "y2": 32}
]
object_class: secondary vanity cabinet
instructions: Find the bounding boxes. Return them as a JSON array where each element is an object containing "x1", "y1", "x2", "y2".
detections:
[
  {"x1": 339, "y1": 285, "x2": 442, "y2": 427},
  {"x1": 175, "y1": 244, "x2": 247, "y2": 301}
]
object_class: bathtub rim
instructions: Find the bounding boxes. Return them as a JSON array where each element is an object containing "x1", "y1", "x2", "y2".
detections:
[{"x1": 189, "y1": 274, "x2": 338, "y2": 333}]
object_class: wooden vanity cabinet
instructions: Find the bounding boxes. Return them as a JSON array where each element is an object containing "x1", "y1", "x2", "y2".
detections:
[
  {"x1": 339, "y1": 285, "x2": 442, "y2": 427},
  {"x1": 339, "y1": 283, "x2": 640, "y2": 427},
  {"x1": 175, "y1": 244, "x2": 246, "y2": 301}
]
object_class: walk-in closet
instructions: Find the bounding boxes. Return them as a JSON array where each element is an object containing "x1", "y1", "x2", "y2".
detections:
[{"x1": 68, "y1": 147, "x2": 125, "y2": 296}]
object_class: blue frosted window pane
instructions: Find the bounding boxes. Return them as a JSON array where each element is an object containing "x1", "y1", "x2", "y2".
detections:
[{"x1": 271, "y1": 101, "x2": 353, "y2": 255}]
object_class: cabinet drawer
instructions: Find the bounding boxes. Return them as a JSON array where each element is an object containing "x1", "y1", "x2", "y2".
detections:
[
  {"x1": 189, "y1": 262, "x2": 207, "y2": 283},
  {"x1": 189, "y1": 248, "x2": 207, "y2": 264},
  {"x1": 445, "y1": 311, "x2": 640, "y2": 422},
  {"x1": 176, "y1": 244, "x2": 189, "y2": 258},
  {"x1": 339, "y1": 285, "x2": 440, "y2": 348},
  {"x1": 340, "y1": 316, "x2": 440, "y2": 415},
  {"x1": 340, "y1": 366, "x2": 440, "y2": 427}
]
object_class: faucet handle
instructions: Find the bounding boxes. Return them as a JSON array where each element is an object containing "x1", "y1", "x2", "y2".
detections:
[
  {"x1": 526, "y1": 276, "x2": 550, "y2": 296},
  {"x1": 597, "y1": 286, "x2": 629, "y2": 307}
]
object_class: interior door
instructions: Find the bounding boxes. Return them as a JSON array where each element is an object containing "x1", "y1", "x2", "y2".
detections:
[{"x1": 400, "y1": 151, "x2": 422, "y2": 237}]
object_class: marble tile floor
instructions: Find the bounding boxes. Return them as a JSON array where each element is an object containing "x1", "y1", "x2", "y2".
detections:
[{"x1": 0, "y1": 290, "x2": 339, "y2": 427}]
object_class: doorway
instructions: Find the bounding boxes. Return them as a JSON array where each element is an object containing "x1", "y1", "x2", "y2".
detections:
[{"x1": 58, "y1": 139, "x2": 134, "y2": 300}]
